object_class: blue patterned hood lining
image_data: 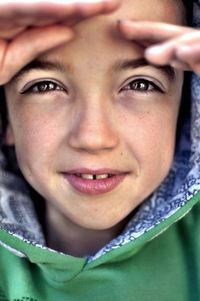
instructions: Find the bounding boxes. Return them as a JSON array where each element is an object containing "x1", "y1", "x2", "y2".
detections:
[{"x1": 0, "y1": 2, "x2": 199, "y2": 261}]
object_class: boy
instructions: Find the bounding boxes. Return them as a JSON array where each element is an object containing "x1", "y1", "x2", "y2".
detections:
[{"x1": 0, "y1": 0, "x2": 200, "y2": 300}]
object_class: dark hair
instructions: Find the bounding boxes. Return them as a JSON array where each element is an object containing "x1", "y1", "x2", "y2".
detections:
[
  {"x1": 174, "y1": 1, "x2": 193, "y2": 148},
  {"x1": 0, "y1": 87, "x2": 7, "y2": 137},
  {"x1": 182, "y1": 0, "x2": 193, "y2": 25}
]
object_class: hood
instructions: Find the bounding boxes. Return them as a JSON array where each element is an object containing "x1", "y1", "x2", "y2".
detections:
[{"x1": 0, "y1": 1, "x2": 200, "y2": 264}]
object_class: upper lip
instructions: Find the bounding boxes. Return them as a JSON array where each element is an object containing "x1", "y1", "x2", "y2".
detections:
[{"x1": 61, "y1": 168, "x2": 128, "y2": 175}]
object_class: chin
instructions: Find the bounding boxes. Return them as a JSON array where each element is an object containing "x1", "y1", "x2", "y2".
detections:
[{"x1": 76, "y1": 215, "x2": 128, "y2": 232}]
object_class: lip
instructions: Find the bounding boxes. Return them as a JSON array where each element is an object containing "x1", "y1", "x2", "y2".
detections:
[{"x1": 60, "y1": 168, "x2": 128, "y2": 195}]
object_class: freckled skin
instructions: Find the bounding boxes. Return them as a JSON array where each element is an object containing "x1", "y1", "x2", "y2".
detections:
[{"x1": 4, "y1": 0, "x2": 184, "y2": 256}]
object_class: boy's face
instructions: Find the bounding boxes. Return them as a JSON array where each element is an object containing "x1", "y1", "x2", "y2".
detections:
[{"x1": 5, "y1": 0, "x2": 184, "y2": 231}]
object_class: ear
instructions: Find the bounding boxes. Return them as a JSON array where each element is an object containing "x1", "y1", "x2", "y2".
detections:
[{"x1": 4, "y1": 123, "x2": 15, "y2": 146}]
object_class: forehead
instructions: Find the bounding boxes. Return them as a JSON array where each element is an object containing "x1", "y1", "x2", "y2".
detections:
[{"x1": 36, "y1": 0, "x2": 184, "y2": 72}]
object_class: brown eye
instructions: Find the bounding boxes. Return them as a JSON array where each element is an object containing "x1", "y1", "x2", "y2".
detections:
[
  {"x1": 121, "y1": 79, "x2": 163, "y2": 94},
  {"x1": 35, "y1": 82, "x2": 56, "y2": 92},
  {"x1": 131, "y1": 80, "x2": 152, "y2": 91},
  {"x1": 21, "y1": 80, "x2": 65, "y2": 94}
]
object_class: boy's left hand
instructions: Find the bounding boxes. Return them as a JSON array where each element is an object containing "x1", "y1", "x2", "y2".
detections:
[{"x1": 118, "y1": 20, "x2": 200, "y2": 75}]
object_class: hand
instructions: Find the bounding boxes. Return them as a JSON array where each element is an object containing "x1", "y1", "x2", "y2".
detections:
[
  {"x1": 0, "y1": 0, "x2": 120, "y2": 85},
  {"x1": 0, "y1": 0, "x2": 120, "y2": 38},
  {"x1": 118, "y1": 20, "x2": 200, "y2": 74}
]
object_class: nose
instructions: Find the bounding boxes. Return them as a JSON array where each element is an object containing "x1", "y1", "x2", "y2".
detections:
[{"x1": 68, "y1": 101, "x2": 119, "y2": 153}]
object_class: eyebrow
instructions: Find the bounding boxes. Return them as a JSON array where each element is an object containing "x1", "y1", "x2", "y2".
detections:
[
  {"x1": 112, "y1": 58, "x2": 176, "y2": 80},
  {"x1": 10, "y1": 59, "x2": 67, "y2": 84},
  {"x1": 10, "y1": 57, "x2": 176, "y2": 84}
]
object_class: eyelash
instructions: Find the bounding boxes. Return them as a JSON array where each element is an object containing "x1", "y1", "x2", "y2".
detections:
[
  {"x1": 120, "y1": 79, "x2": 164, "y2": 94},
  {"x1": 20, "y1": 80, "x2": 65, "y2": 95},
  {"x1": 20, "y1": 78, "x2": 164, "y2": 95}
]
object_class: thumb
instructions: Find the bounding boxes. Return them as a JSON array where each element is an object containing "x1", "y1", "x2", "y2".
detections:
[{"x1": 0, "y1": 25, "x2": 74, "y2": 85}]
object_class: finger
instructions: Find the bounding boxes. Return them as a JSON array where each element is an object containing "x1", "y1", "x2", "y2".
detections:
[
  {"x1": 176, "y1": 44, "x2": 200, "y2": 61},
  {"x1": 144, "y1": 43, "x2": 176, "y2": 65},
  {"x1": 145, "y1": 31, "x2": 200, "y2": 66},
  {"x1": 170, "y1": 59, "x2": 191, "y2": 71},
  {"x1": 117, "y1": 20, "x2": 200, "y2": 74},
  {"x1": 188, "y1": 61, "x2": 200, "y2": 75},
  {"x1": 0, "y1": 39, "x2": 7, "y2": 67},
  {"x1": 145, "y1": 45, "x2": 191, "y2": 72},
  {"x1": 58, "y1": 0, "x2": 121, "y2": 27},
  {"x1": 0, "y1": 25, "x2": 74, "y2": 85},
  {"x1": 72, "y1": 0, "x2": 121, "y2": 16},
  {"x1": 176, "y1": 45, "x2": 200, "y2": 74},
  {"x1": 117, "y1": 20, "x2": 194, "y2": 46},
  {"x1": 0, "y1": 26, "x2": 26, "y2": 39},
  {"x1": 0, "y1": 0, "x2": 120, "y2": 27}
]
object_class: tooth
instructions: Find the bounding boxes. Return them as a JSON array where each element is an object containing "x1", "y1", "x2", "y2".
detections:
[
  {"x1": 96, "y1": 174, "x2": 109, "y2": 180},
  {"x1": 81, "y1": 174, "x2": 94, "y2": 180}
]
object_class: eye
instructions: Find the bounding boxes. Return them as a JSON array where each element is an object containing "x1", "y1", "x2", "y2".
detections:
[
  {"x1": 20, "y1": 80, "x2": 65, "y2": 94},
  {"x1": 121, "y1": 79, "x2": 164, "y2": 94}
]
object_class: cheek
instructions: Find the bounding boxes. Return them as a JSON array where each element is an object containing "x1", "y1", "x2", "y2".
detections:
[
  {"x1": 11, "y1": 107, "x2": 62, "y2": 174},
  {"x1": 120, "y1": 102, "x2": 179, "y2": 181}
]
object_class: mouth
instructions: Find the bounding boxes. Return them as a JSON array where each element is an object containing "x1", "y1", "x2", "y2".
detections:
[
  {"x1": 74, "y1": 173, "x2": 114, "y2": 180},
  {"x1": 60, "y1": 168, "x2": 128, "y2": 195}
]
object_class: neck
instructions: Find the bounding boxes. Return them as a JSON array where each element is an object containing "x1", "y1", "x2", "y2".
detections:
[{"x1": 45, "y1": 205, "x2": 129, "y2": 258}]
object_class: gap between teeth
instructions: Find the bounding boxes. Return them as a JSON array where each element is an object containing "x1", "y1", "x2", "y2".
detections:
[{"x1": 77, "y1": 174, "x2": 111, "y2": 180}]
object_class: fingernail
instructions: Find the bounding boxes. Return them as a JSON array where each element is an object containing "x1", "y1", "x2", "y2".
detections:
[
  {"x1": 144, "y1": 46, "x2": 170, "y2": 65},
  {"x1": 145, "y1": 46, "x2": 164, "y2": 61},
  {"x1": 146, "y1": 46, "x2": 164, "y2": 56},
  {"x1": 177, "y1": 45, "x2": 192, "y2": 55},
  {"x1": 180, "y1": 45, "x2": 191, "y2": 51}
]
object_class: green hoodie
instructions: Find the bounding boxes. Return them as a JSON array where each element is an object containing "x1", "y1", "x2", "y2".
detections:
[{"x1": 0, "y1": 2, "x2": 200, "y2": 300}]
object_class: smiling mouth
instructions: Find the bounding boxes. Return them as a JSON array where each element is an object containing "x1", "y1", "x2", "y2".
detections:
[
  {"x1": 75, "y1": 173, "x2": 114, "y2": 180},
  {"x1": 61, "y1": 169, "x2": 128, "y2": 195}
]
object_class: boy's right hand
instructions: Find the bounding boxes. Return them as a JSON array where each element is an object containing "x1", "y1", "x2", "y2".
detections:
[{"x1": 0, "y1": 0, "x2": 119, "y2": 85}]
